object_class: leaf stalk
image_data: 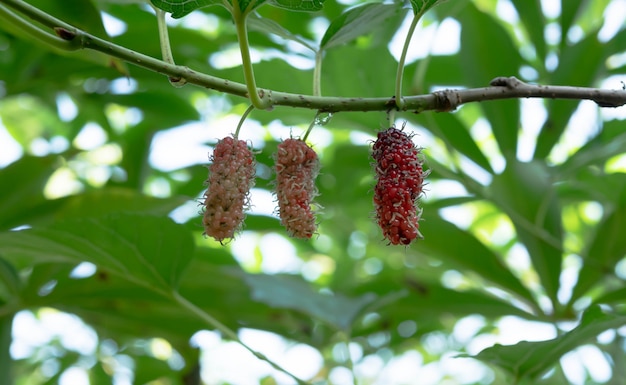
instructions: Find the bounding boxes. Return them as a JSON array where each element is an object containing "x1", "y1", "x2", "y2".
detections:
[
  {"x1": 231, "y1": 0, "x2": 271, "y2": 109},
  {"x1": 394, "y1": 9, "x2": 425, "y2": 109}
]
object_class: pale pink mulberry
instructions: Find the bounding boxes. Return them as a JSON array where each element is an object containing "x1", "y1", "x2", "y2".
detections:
[
  {"x1": 203, "y1": 136, "x2": 256, "y2": 242},
  {"x1": 275, "y1": 138, "x2": 320, "y2": 238},
  {"x1": 372, "y1": 126, "x2": 425, "y2": 245}
]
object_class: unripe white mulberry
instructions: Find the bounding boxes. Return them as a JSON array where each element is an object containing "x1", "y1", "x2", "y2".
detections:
[
  {"x1": 274, "y1": 138, "x2": 319, "y2": 238},
  {"x1": 203, "y1": 136, "x2": 256, "y2": 243}
]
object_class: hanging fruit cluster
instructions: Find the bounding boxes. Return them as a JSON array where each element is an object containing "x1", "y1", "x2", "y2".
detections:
[
  {"x1": 372, "y1": 126, "x2": 426, "y2": 245},
  {"x1": 202, "y1": 125, "x2": 425, "y2": 245},
  {"x1": 274, "y1": 138, "x2": 320, "y2": 239},
  {"x1": 202, "y1": 136, "x2": 256, "y2": 243}
]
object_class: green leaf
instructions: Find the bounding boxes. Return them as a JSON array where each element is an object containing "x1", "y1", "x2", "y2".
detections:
[
  {"x1": 458, "y1": 3, "x2": 521, "y2": 157},
  {"x1": 416, "y1": 112, "x2": 494, "y2": 173},
  {"x1": 0, "y1": 313, "x2": 14, "y2": 385},
  {"x1": 593, "y1": 287, "x2": 626, "y2": 306},
  {"x1": 418, "y1": 214, "x2": 536, "y2": 306},
  {"x1": 395, "y1": 284, "x2": 536, "y2": 320},
  {"x1": 560, "y1": 0, "x2": 585, "y2": 45},
  {"x1": 150, "y1": 0, "x2": 223, "y2": 19},
  {"x1": 0, "y1": 95, "x2": 68, "y2": 147},
  {"x1": 534, "y1": 33, "x2": 604, "y2": 159},
  {"x1": 24, "y1": 0, "x2": 128, "y2": 72},
  {"x1": 320, "y1": 3, "x2": 403, "y2": 50},
  {"x1": 0, "y1": 214, "x2": 194, "y2": 290},
  {"x1": 21, "y1": 264, "x2": 202, "y2": 343},
  {"x1": 510, "y1": 0, "x2": 546, "y2": 61},
  {"x1": 51, "y1": 188, "x2": 189, "y2": 221},
  {"x1": 89, "y1": 362, "x2": 115, "y2": 385},
  {"x1": 489, "y1": 160, "x2": 563, "y2": 306},
  {"x1": 571, "y1": 174, "x2": 626, "y2": 302},
  {"x1": 0, "y1": 258, "x2": 21, "y2": 302},
  {"x1": 559, "y1": 126, "x2": 626, "y2": 177},
  {"x1": 0, "y1": 155, "x2": 59, "y2": 231},
  {"x1": 322, "y1": 43, "x2": 399, "y2": 97},
  {"x1": 248, "y1": 12, "x2": 316, "y2": 51},
  {"x1": 469, "y1": 306, "x2": 626, "y2": 381},
  {"x1": 28, "y1": 0, "x2": 107, "y2": 37},
  {"x1": 133, "y1": 355, "x2": 178, "y2": 385},
  {"x1": 409, "y1": 0, "x2": 446, "y2": 16},
  {"x1": 242, "y1": 273, "x2": 376, "y2": 330},
  {"x1": 268, "y1": 0, "x2": 325, "y2": 12}
]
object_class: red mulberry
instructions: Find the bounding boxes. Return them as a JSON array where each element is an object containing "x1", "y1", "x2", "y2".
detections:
[
  {"x1": 275, "y1": 138, "x2": 320, "y2": 238},
  {"x1": 372, "y1": 126, "x2": 425, "y2": 245},
  {"x1": 203, "y1": 136, "x2": 256, "y2": 243}
]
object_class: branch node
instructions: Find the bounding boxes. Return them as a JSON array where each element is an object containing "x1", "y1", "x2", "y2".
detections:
[
  {"x1": 54, "y1": 27, "x2": 76, "y2": 41},
  {"x1": 489, "y1": 76, "x2": 523, "y2": 89},
  {"x1": 433, "y1": 90, "x2": 462, "y2": 112},
  {"x1": 168, "y1": 76, "x2": 188, "y2": 88}
]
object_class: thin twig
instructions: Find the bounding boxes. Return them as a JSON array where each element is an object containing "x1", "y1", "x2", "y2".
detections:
[{"x1": 2, "y1": 0, "x2": 626, "y2": 113}]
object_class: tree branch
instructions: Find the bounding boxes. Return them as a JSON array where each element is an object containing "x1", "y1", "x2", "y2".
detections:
[{"x1": 2, "y1": 0, "x2": 626, "y2": 113}]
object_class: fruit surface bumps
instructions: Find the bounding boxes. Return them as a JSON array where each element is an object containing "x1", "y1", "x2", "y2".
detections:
[
  {"x1": 275, "y1": 138, "x2": 320, "y2": 238},
  {"x1": 372, "y1": 126, "x2": 425, "y2": 245},
  {"x1": 203, "y1": 136, "x2": 256, "y2": 242}
]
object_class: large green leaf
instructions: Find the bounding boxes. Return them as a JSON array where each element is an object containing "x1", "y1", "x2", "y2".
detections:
[
  {"x1": 560, "y1": 0, "x2": 585, "y2": 45},
  {"x1": 0, "y1": 214, "x2": 194, "y2": 290},
  {"x1": 534, "y1": 32, "x2": 604, "y2": 159},
  {"x1": 0, "y1": 313, "x2": 13, "y2": 385},
  {"x1": 470, "y1": 306, "x2": 626, "y2": 381},
  {"x1": 320, "y1": 3, "x2": 403, "y2": 50},
  {"x1": 242, "y1": 273, "x2": 377, "y2": 331},
  {"x1": 23, "y1": 266, "x2": 205, "y2": 343},
  {"x1": 415, "y1": 112, "x2": 494, "y2": 173},
  {"x1": 150, "y1": 0, "x2": 223, "y2": 18},
  {"x1": 510, "y1": 0, "x2": 546, "y2": 62},
  {"x1": 50, "y1": 188, "x2": 189, "y2": 221},
  {"x1": 248, "y1": 12, "x2": 316, "y2": 51},
  {"x1": 458, "y1": 2, "x2": 521, "y2": 157},
  {"x1": 409, "y1": 0, "x2": 446, "y2": 16},
  {"x1": 570, "y1": 174, "x2": 626, "y2": 302},
  {"x1": 322, "y1": 43, "x2": 399, "y2": 97},
  {"x1": 28, "y1": 0, "x2": 108, "y2": 37},
  {"x1": 0, "y1": 258, "x2": 20, "y2": 302},
  {"x1": 489, "y1": 160, "x2": 563, "y2": 307},
  {"x1": 0, "y1": 95, "x2": 68, "y2": 147},
  {"x1": 9, "y1": 0, "x2": 128, "y2": 72},
  {"x1": 0, "y1": 155, "x2": 59, "y2": 231},
  {"x1": 558, "y1": 128, "x2": 626, "y2": 178},
  {"x1": 392, "y1": 285, "x2": 536, "y2": 320},
  {"x1": 268, "y1": 0, "x2": 325, "y2": 12},
  {"x1": 417, "y1": 214, "x2": 537, "y2": 307}
]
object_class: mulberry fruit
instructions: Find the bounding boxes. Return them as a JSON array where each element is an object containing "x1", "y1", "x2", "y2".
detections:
[
  {"x1": 275, "y1": 138, "x2": 320, "y2": 238},
  {"x1": 372, "y1": 126, "x2": 425, "y2": 245},
  {"x1": 203, "y1": 136, "x2": 256, "y2": 242}
]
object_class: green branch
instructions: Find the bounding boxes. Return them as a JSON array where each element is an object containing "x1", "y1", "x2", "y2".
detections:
[
  {"x1": 2, "y1": 0, "x2": 626, "y2": 113},
  {"x1": 0, "y1": 2, "x2": 77, "y2": 50}
]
